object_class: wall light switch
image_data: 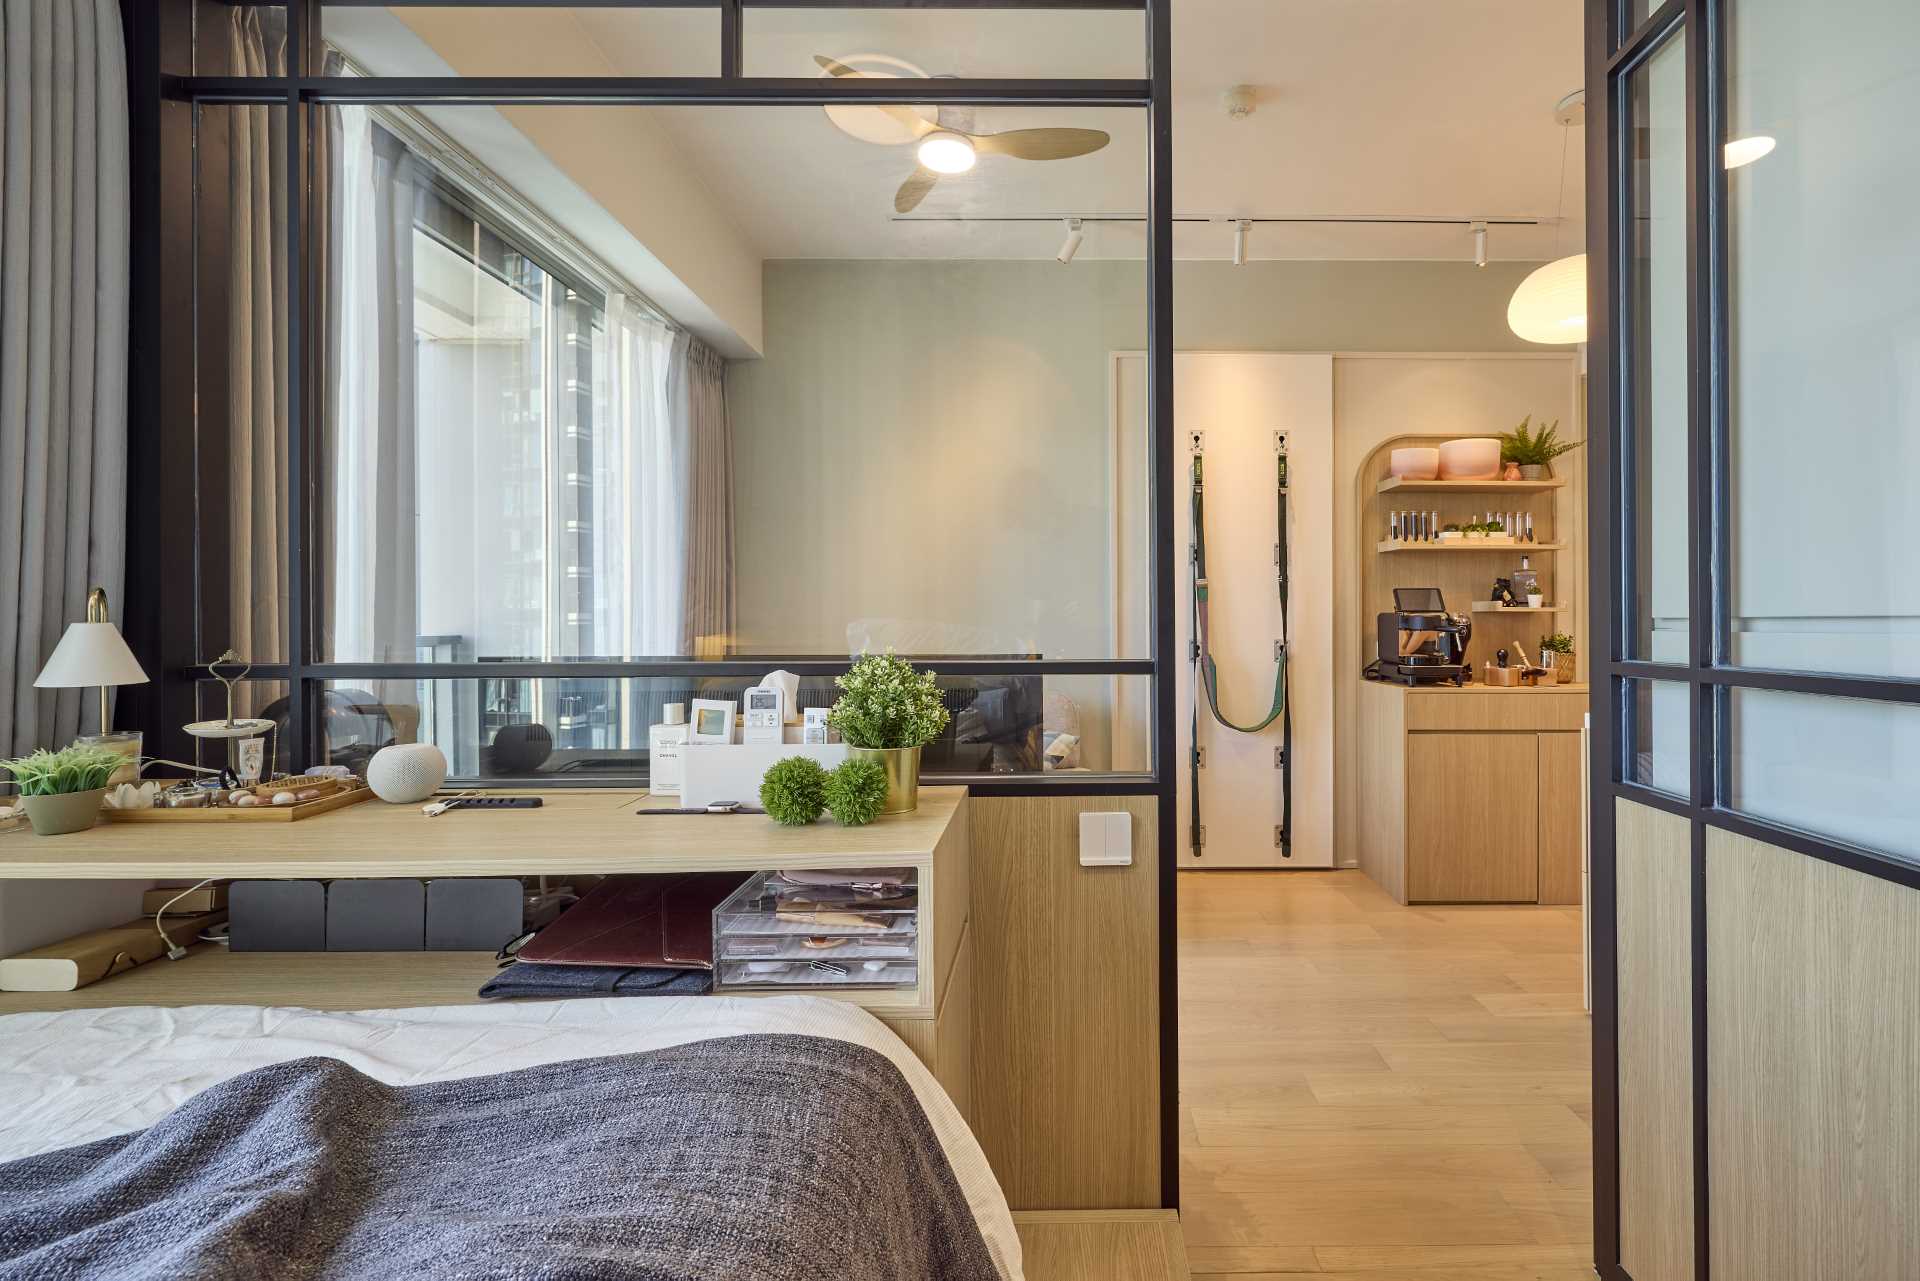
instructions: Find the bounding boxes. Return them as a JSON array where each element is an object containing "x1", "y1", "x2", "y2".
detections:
[{"x1": 1079, "y1": 811, "x2": 1133, "y2": 866}]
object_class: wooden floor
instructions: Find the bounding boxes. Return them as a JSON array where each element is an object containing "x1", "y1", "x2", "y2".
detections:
[{"x1": 1178, "y1": 870, "x2": 1594, "y2": 1280}]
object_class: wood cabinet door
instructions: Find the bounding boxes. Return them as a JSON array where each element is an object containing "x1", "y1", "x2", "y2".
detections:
[
  {"x1": 1405, "y1": 732, "x2": 1539, "y2": 902},
  {"x1": 1536, "y1": 732, "x2": 1585, "y2": 905}
]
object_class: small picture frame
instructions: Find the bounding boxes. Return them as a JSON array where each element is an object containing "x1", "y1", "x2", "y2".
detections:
[
  {"x1": 689, "y1": 698, "x2": 738, "y2": 745},
  {"x1": 802, "y1": 706, "x2": 833, "y2": 745}
]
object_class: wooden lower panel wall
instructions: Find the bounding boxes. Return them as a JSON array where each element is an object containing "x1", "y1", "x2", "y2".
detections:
[
  {"x1": 970, "y1": 794, "x2": 1160, "y2": 1210},
  {"x1": 1614, "y1": 798, "x2": 1694, "y2": 1281},
  {"x1": 1706, "y1": 829, "x2": 1920, "y2": 1281}
]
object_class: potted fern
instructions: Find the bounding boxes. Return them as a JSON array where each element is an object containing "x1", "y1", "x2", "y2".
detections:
[
  {"x1": 1499, "y1": 416, "x2": 1583, "y2": 480},
  {"x1": 1, "y1": 744, "x2": 128, "y2": 835},
  {"x1": 827, "y1": 652, "x2": 951, "y2": 815}
]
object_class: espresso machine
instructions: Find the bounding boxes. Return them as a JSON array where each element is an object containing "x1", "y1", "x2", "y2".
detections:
[{"x1": 1374, "y1": 587, "x2": 1472, "y2": 685}]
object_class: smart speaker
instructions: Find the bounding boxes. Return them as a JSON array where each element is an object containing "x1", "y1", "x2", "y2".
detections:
[{"x1": 366, "y1": 742, "x2": 448, "y2": 803}]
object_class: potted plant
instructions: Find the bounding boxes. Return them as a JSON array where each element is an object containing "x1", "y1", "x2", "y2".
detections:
[
  {"x1": 827, "y1": 652, "x2": 951, "y2": 815},
  {"x1": 1499, "y1": 415, "x2": 1583, "y2": 481},
  {"x1": 0, "y1": 744, "x2": 128, "y2": 836},
  {"x1": 1463, "y1": 521, "x2": 1488, "y2": 542},
  {"x1": 1438, "y1": 523, "x2": 1463, "y2": 543},
  {"x1": 1540, "y1": 632, "x2": 1577, "y2": 684}
]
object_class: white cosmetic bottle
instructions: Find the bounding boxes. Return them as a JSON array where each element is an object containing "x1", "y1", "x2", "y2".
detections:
[{"x1": 649, "y1": 703, "x2": 690, "y2": 797}]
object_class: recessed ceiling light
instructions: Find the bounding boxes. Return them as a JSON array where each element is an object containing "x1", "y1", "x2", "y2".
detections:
[
  {"x1": 917, "y1": 131, "x2": 976, "y2": 175},
  {"x1": 1724, "y1": 135, "x2": 1776, "y2": 169}
]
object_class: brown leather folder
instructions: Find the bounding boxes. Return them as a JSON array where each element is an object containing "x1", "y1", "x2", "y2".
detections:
[{"x1": 514, "y1": 873, "x2": 748, "y2": 970}]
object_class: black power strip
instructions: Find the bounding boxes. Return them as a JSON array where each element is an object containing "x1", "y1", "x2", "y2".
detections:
[{"x1": 454, "y1": 796, "x2": 543, "y2": 809}]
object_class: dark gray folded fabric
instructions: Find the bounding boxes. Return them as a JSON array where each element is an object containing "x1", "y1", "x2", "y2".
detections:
[
  {"x1": 0, "y1": 1037, "x2": 1002, "y2": 1281},
  {"x1": 477, "y1": 961, "x2": 712, "y2": 1000}
]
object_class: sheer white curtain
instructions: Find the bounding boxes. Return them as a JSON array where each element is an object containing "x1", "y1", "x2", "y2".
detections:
[
  {"x1": 576, "y1": 297, "x2": 683, "y2": 659},
  {"x1": 323, "y1": 106, "x2": 420, "y2": 664}
]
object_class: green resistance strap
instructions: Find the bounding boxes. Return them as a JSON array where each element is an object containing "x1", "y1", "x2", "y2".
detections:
[
  {"x1": 1191, "y1": 453, "x2": 1288, "y2": 733},
  {"x1": 1189, "y1": 449, "x2": 1292, "y2": 858}
]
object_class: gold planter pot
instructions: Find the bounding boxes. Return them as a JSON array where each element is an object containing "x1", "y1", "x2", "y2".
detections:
[{"x1": 847, "y1": 745, "x2": 922, "y2": 815}]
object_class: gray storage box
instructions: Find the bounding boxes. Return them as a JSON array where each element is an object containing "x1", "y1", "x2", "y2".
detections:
[{"x1": 229, "y1": 880, "x2": 326, "y2": 952}]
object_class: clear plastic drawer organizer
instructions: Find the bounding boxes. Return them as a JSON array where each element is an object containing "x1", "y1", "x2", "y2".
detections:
[{"x1": 713, "y1": 869, "x2": 918, "y2": 991}]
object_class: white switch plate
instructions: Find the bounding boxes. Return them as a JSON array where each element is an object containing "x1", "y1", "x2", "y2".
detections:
[{"x1": 1078, "y1": 811, "x2": 1134, "y2": 866}]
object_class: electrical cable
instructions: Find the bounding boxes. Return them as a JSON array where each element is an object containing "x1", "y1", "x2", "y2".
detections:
[{"x1": 154, "y1": 878, "x2": 218, "y2": 961}]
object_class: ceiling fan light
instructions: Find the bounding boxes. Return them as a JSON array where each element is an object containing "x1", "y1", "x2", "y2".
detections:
[
  {"x1": 1507, "y1": 253, "x2": 1589, "y2": 345},
  {"x1": 1724, "y1": 134, "x2": 1776, "y2": 169},
  {"x1": 917, "y1": 131, "x2": 976, "y2": 174}
]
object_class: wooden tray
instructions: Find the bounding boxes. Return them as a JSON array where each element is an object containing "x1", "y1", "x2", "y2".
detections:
[{"x1": 103, "y1": 777, "x2": 373, "y2": 823}]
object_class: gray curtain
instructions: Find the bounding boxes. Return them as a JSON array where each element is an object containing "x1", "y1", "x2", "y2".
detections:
[
  {"x1": 0, "y1": 0, "x2": 129, "y2": 754},
  {"x1": 226, "y1": 7, "x2": 288, "y2": 673},
  {"x1": 671, "y1": 333, "x2": 735, "y2": 656}
]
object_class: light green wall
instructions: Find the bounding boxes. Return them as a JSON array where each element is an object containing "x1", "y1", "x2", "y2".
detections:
[{"x1": 729, "y1": 258, "x2": 1547, "y2": 659}]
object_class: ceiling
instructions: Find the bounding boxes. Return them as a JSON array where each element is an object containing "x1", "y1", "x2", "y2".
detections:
[{"x1": 327, "y1": 2, "x2": 1585, "y2": 264}]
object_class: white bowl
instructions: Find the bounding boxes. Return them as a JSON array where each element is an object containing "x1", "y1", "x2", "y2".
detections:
[
  {"x1": 1438, "y1": 437, "x2": 1502, "y2": 480},
  {"x1": 1388, "y1": 447, "x2": 1440, "y2": 481}
]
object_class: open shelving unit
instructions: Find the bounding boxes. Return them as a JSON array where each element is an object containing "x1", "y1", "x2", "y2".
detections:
[{"x1": 1358, "y1": 435, "x2": 1582, "y2": 682}]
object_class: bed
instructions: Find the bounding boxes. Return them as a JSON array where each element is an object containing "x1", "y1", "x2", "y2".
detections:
[{"x1": 0, "y1": 995, "x2": 1022, "y2": 1280}]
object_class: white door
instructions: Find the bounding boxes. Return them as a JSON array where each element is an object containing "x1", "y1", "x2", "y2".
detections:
[{"x1": 1113, "y1": 352, "x2": 1334, "y2": 868}]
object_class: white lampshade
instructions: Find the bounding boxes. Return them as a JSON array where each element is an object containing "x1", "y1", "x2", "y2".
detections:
[
  {"x1": 34, "y1": 622, "x2": 149, "y2": 690},
  {"x1": 1507, "y1": 253, "x2": 1589, "y2": 345}
]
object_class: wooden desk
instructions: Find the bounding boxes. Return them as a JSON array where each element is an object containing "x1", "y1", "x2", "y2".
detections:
[{"x1": 0, "y1": 788, "x2": 974, "y2": 1119}]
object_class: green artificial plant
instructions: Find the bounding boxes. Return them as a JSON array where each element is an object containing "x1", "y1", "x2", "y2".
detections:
[
  {"x1": 827, "y1": 652, "x2": 951, "y2": 750},
  {"x1": 824, "y1": 757, "x2": 890, "y2": 827},
  {"x1": 759, "y1": 755, "x2": 829, "y2": 826},
  {"x1": 0, "y1": 745, "x2": 128, "y2": 796},
  {"x1": 1539, "y1": 632, "x2": 1576, "y2": 656},
  {"x1": 1498, "y1": 415, "x2": 1583, "y2": 467}
]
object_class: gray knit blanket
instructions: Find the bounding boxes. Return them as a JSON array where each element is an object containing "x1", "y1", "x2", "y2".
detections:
[{"x1": 0, "y1": 1034, "x2": 1000, "y2": 1281}]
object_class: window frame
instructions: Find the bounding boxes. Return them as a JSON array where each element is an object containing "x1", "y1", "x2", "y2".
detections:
[{"x1": 127, "y1": 0, "x2": 1171, "y2": 797}]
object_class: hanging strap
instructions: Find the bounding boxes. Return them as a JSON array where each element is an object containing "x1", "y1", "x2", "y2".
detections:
[
  {"x1": 1189, "y1": 449, "x2": 1292, "y2": 858},
  {"x1": 1191, "y1": 453, "x2": 1287, "y2": 733}
]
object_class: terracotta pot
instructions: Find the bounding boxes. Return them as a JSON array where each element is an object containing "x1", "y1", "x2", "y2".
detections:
[{"x1": 1437, "y1": 437, "x2": 1502, "y2": 480}]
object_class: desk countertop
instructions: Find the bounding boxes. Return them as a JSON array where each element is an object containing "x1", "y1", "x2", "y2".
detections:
[{"x1": 0, "y1": 787, "x2": 967, "y2": 880}]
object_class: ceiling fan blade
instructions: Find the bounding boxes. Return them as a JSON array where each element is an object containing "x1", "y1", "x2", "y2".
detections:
[
  {"x1": 815, "y1": 54, "x2": 936, "y2": 140},
  {"x1": 970, "y1": 127, "x2": 1111, "y2": 161},
  {"x1": 895, "y1": 166, "x2": 940, "y2": 214}
]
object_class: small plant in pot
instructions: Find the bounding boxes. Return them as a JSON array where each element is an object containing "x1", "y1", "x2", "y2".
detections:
[
  {"x1": 1, "y1": 744, "x2": 129, "y2": 835},
  {"x1": 1540, "y1": 632, "x2": 1577, "y2": 684},
  {"x1": 827, "y1": 652, "x2": 951, "y2": 815},
  {"x1": 1499, "y1": 415, "x2": 1583, "y2": 481}
]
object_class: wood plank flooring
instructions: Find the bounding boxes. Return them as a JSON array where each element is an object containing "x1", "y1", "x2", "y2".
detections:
[{"x1": 1178, "y1": 870, "x2": 1594, "y2": 1280}]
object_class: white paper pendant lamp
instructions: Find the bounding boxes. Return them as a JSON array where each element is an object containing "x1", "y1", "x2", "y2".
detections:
[{"x1": 1507, "y1": 253, "x2": 1588, "y2": 345}]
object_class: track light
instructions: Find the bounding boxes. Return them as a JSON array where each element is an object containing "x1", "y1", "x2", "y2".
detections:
[
  {"x1": 1056, "y1": 217, "x2": 1085, "y2": 264},
  {"x1": 1472, "y1": 221, "x2": 1488, "y2": 268},
  {"x1": 1231, "y1": 219, "x2": 1250, "y2": 267}
]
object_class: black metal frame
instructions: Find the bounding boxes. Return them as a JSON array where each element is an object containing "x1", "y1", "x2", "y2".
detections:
[
  {"x1": 1589, "y1": 1, "x2": 1920, "y2": 1277},
  {"x1": 118, "y1": 0, "x2": 1181, "y2": 1206}
]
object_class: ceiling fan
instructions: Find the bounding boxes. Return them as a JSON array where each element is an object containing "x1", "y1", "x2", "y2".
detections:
[{"x1": 815, "y1": 55, "x2": 1111, "y2": 213}]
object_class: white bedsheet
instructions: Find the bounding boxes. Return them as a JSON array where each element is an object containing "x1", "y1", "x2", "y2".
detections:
[{"x1": 0, "y1": 995, "x2": 1022, "y2": 1281}]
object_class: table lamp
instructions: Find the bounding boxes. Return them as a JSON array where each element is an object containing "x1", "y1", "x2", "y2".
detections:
[{"x1": 35, "y1": 587, "x2": 149, "y2": 781}]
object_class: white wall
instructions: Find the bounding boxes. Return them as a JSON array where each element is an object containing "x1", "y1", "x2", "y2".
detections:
[{"x1": 0, "y1": 882, "x2": 151, "y2": 958}]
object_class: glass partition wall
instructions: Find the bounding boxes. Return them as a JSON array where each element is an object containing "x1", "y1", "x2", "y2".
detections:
[
  {"x1": 126, "y1": 0, "x2": 1172, "y2": 794},
  {"x1": 1587, "y1": 0, "x2": 1920, "y2": 1274}
]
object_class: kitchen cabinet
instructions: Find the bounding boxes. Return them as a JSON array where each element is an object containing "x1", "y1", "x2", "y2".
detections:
[{"x1": 1358, "y1": 682, "x2": 1588, "y2": 905}]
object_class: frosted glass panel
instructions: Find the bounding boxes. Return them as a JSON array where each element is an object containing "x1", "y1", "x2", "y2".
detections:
[
  {"x1": 1728, "y1": 688, "x2": 1920, "y2": 864},
  {"x1": 1626, "y1": 678, "x2": 1690, "y2": 798},
  {"x1": 1726, "y1": 0, "x2": 1920, "y2": 678},
  {"x1": 1623, "y1": 31, "x2": 1689, "y2": 664}
]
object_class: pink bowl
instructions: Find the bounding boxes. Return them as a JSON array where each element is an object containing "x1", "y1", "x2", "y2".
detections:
[
  {"x1": 1388, "y1": 447, "x2": 1440, "y2": 480},
  {"x1": 1438, "y1": 437, "x2": 1502, "y2": 480}
]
